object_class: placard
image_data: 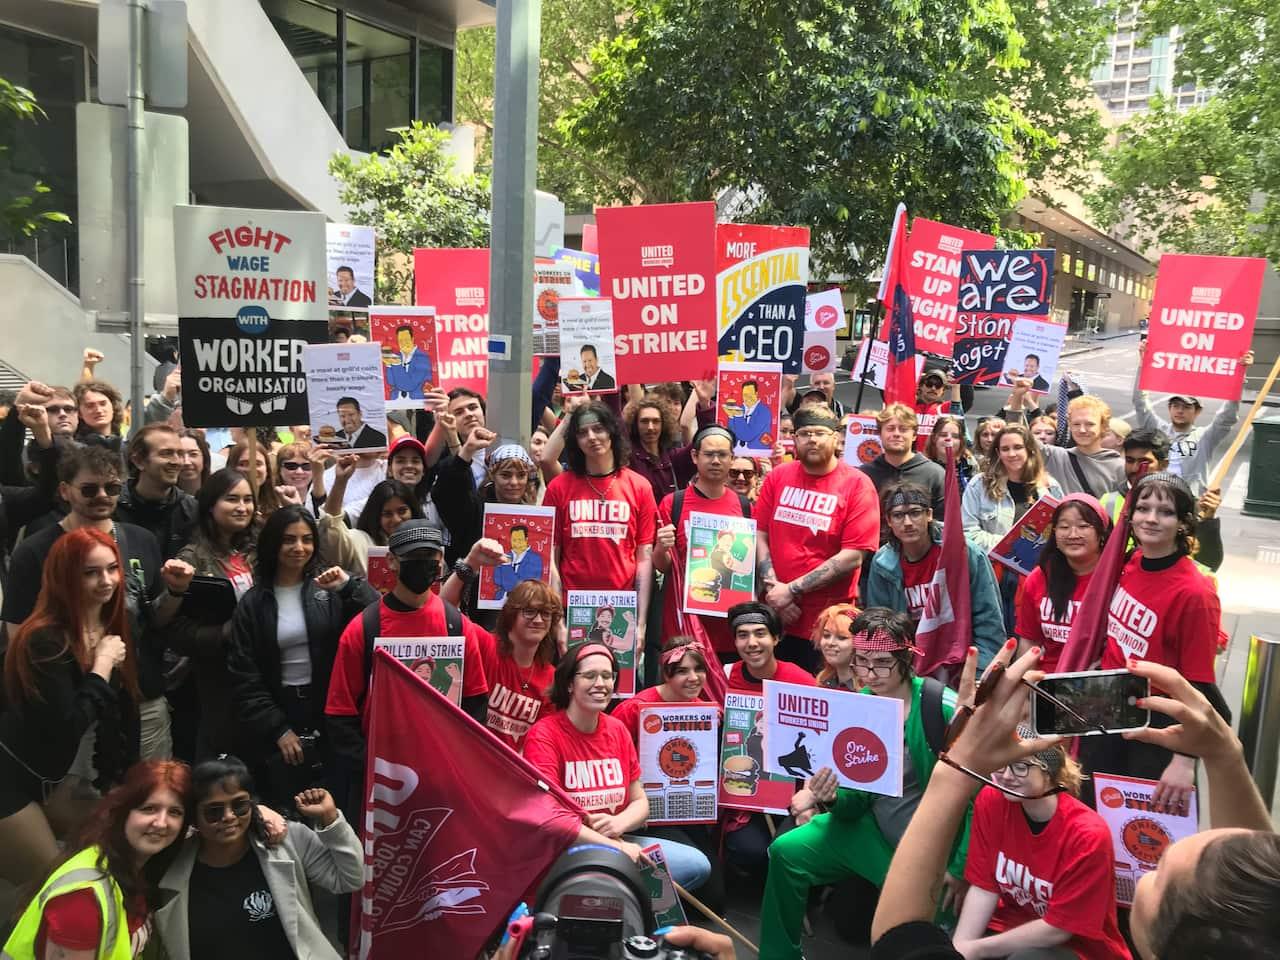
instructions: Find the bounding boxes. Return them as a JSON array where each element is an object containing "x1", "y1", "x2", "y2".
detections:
[
  {"x1": 1000, "y1": 318, "x2": 1067, "y2": 394},
  {"x1": 477, "y1": 504, "x2": 555, "y2": 610},
  {"x1": 716, "y1": 223, "x2": 810, "y2": 373},
  {"x1": 552, "y1": 247, "x2": 601, "y2": 296},
  {"x1": 565, "y1": 590, "x2": 639, "y2": 697},
  {"x1": 412, "y1": 247, "x2": 490, "y2": 395},
  {"x1": 328, "y1": 308, "x2": 370, "y2": 341},
  {"x1": 638, "y1": 704, "x2": 720, "y2": 824},
  {"x1": 373, "y1": 637, "x2": 465, "y2": 705},
  {"x1": 683, "y1": 512, "x2": 757, "y2": 618},
  {"x1": 174, "y1": 205, "x2": 327, "y2": 321},
  {"x1": 801, "y1": 330, "x2": 838, "y2": 375},
  {"x1": 805, "y1": 287, "x2": 844, "y2": 333},
  {"x1": 842, "y1": 415, "x2": 885, "y2": 466},
  {"x1": 716, "y1": 361, "x2": 782, "y2": 456},
  {"x1": 366, "y1": 546, "x2": 396, "y2": 594},
  {"x1": 532, "y1": 260, "x2": 576, "y2": 356},
  {"x1": 177, "y1": 317, "x2": 326, "y2": 428},
  {"x1": 762, "y1": 680, "x2": 904, "y2": 795},
  {"x1": 303, "y1": 342, "x2": 388, "y2": 452},
  {"x1": 853, "y1": 337, "x2": 924, "y2": 390},
  {"x1": 638, "y1": 845, "x2": 688, "y2": 929},
  {"x1": 717, "y1": 692, "x2": 794, "y2": 814},
  {"x1": 953, "y1": 249, "x2": 1057, "y2": 387},
  {"x1": 1139, "y1": 254, "x2": 1267, "y2": 402},
  {"x1": 988, "y1": 497, "x2": 1059, "y2": 577},
  {"x1": 596, "y1": 202, "x2": 719, "y2": 383},
  {"x1": 559, "y1": 298, "x2": 619, "y2": 394},
  {"x1": 369, "y1": 307, "x2": 437, "y2": 409},
  {"x1": 326, "y1": 223, "x2": 376, "y2": 308},
  {"x1": 1094, "y1": 773, "x2": 1199, "y2": 907},
  {"x1": 903, "y1": 218, "x2": 996, "y2": 355}
]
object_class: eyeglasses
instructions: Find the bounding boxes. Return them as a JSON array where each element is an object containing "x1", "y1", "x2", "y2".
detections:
[
  {"x1": 75, "y1": 482, "x2": 123, "y2": 498},
  {"x1": 795, "y1": 429, "x2": 834, "y2": 441},
  {"x1": 887, "y1": 507, "x2": 929, "y2": 523},
  {"x1": 853, "y1": 658, "x2": 898, "y2": 677},
  {"x1": 698, "y1": 450, "x2": 733, "y2": 460},
  {"x1": 728, "y1": 468, "x2": 756, "y2": 479},
  {"x1": 281, "y1": 461, "x2": 313, "y2": 472},
  {"x1": 199, "y1": 797, "x2": 253, "y2": 824},
  {"x1": 575, "y1": 671, "x2": 617, "y2": 683},
  {"x1": 997, "y1": 760, "x2": 1042, "y2": 779},
  {"x1": 519, "y1": 607, "x2": 554, "y2": 621}
]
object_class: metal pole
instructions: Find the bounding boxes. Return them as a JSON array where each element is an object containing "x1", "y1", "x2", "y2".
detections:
[
  {"x1": 1238, "y1": 634, "x2": 1280, "y2": 807},
  {"x1": 486, "y1": 0, "x2": 540, "y2": 444},
  {"x1": 126, "y1": 0, "x2": 147, "y2": 436}
]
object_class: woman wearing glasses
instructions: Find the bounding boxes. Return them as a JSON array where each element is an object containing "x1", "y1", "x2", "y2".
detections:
[
  {"x1": 153, "y1": 755, "x2": 362, "y2": 960},
  {"x1": 727, "y1": 456, "x2": 762, "y2": 503},
  {"x1": 952, "y1": 733, "x2": 1130, "y2": 960},
  {"x1": 523, "y1": 644, "x2": 712, "y2": 891}
]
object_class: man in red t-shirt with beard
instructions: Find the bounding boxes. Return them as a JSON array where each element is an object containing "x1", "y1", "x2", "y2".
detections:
[{"x1": 756, "y1": 405, "x2": 881, "y2": 670}]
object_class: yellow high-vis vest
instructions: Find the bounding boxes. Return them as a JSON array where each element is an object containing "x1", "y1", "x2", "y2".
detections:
[{"x1": 2, "y1": 845, "x2": 133, "y2": 960}]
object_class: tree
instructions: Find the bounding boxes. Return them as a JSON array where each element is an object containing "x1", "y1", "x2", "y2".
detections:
[
  {"x1": 0, "y1": 77, "x2": 71, "y2": 244},
  {"x1": 329, "y1": 123, "x2": 490, "y2": 303}
]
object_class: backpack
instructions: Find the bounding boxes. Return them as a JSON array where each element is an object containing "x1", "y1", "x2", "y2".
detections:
[
  {"x1": 919, "y1": 676, "x2": 949, "y2": 755},
  {"x1": 670, "y1": 487, "x2": 751, "y2": 530},
  {"x1": 357, "y1": 597, "x2": 464, "y2": 711}
]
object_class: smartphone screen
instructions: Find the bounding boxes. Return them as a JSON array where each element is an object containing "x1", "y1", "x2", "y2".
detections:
[{"x1": 1031, "y1": 670, "x2": 1150, "y2": 736}]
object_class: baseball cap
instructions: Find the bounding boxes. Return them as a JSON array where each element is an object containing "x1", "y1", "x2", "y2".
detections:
[
  {"x1": 388, "y1": 435, "x2": 427, "y2": 461},
  {"x1": 387, "y1": 520, "x2": 445, "y2": 557},
  {"x1": 1167, "y1": 395, "x2": 1202, "y2": 408},
  {"x1": 920, "y1": 370, "x2": 946, "y2": 385}
]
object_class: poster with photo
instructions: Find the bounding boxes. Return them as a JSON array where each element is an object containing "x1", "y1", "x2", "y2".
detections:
[
  {"x1": 842, "y1": 415, "x2": 885, "y2": 467},
  {"x1": 988, "y1": 497, "x2": 1059, "y2": 577},
  {"x1": 327, "y1": 309, "x2": 370, "y2": 342},
  {"x1": 1094, "y1": 774, "x2": 1199, "y2": 907},
  {"x1": 303, "y1": 342, "x2": 388, "y2": 452},
  {"x1": 365, "y1": 546, "x2": 396, "y2": 595},
  {"x1": 532, "y1": 260, "x2": 576, "y2": 356},
  {"x1": 559, "y1": 297, "x2": 618, "y2": 394},
  {"x1": 953, "y1": 249, "x2": 1056, "y2": 387},
  {"x1": 716, "y1": 361, "x2": 783, "y2": 456},
  {"x1": 683, "y1": 512, "x2": 757, "y2": 618},
  {"x1": 717, "y1": 692, "x2": 794, "y2": 814},
  {"x1": 638, "y1": 704, "x2": 720, "y2": 824},
  {"x1": 565, "y1": 590, "x2": 638, "y2": 697},
  {"x1": 373, "y1": 637, "x2": 465, "y2": 706},
  {"x1": 326, "y1": 223, "x2": 376, "y2": 308},
  {"x1": 477, "y1": 504, "x2": 555, "y2": 610},
  {"x1": 1000, "y1": 318, "x2": 1068, "y2": 394},
  {"x1": 369, "y1": 307, "x2": 437, "y2": 409},
  {"x1": 638, "y1": 845, "x2": 688, "y2": 930}
]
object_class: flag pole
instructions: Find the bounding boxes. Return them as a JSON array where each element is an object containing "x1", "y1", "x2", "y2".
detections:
[
  {"x1": 674, "y1": 882, "x2": 760, "y2": 955},
  {"x1": 1207, "y1": 353, "x2": 1280, "y2": 491}
]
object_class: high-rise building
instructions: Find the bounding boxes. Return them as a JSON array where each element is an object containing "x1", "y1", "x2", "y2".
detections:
[{"x1": 1091, "y1": 3, "x2": 1209, "y2": 119}]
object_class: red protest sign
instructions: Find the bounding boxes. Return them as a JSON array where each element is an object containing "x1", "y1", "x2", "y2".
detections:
[
  {"x1": 413, "y1": 248, "x2": 490, "y2": 395},
  {"x1": 1139, "y1": 254, "x2": 1267, "y2": 401},
  {"x1": 596, "y1": 202, "x2": 718, "y2": 383},
  {"x1": 902, "y1": 218, "x2": 996, "y2": 356}
]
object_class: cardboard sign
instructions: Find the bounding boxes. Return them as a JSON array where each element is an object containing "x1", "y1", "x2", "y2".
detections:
[
  {"x1": 717, "y1": 361, "x2": 782, "y2": 456},
  {"x1": 988, "y1": 496, "x2": 1059, "y2": 577},
  {"x1": 174, "y1": 205, "x2": 327, "y2": 321},
  {"x1": 716, "y1": 223, "x2": 810, "y2": 373},
  {"x1": 801, "y1": 329, "x2": 838, "y2": 375},
  {"x1": 639, "y1": 845, "x2": 688, "y2": 930},
  {"x1": 552, "y1": 247, "x2": 601, "y2": 296},
  {"x1": 953, "y1": 249, "x2": 1057, "y2": 387},
  {"x1": 842, "y1": 415, "x2": 885, "y2": 466},
  {"x1": 683, "y1": 512, "x2": 757, "y2": 618},
  {"x1": 853, "y1": 336, "x2": 924, "y2": 390},
  {"x1": 532, "y1": 260, "x2": 576, "y2": 356},
  {"x1": 805, "y1": 287, "x2": 844, "y2": 333},
  {"x1": 477, "y1": 504, "x2": 555, "y2": 610},
  {"x1": 596, "y1": 201, "x2": 719, "y2": 383},
  {"x1": 718, "y1": 692, "x2": 794, "y2": 814},
  {"x1": 559, "y1": 297, "x2": 619, "y2": 394},
  {"x1": 1139, "y1": 254, "x2": 1267, "y2": 401},
  {"x1": 369, "y1": 307, "x2": 438, "y2": 409},
  {"x1": 1094, "y1": 773, "x2": 1199, "y2": 906},
  {"x1": 326, "y1": 223, "x2": 376, "y2": 308},
  {"x1": 177, "y1": 317, "x2": 327, "y2": 428},
  {"x1": 565, "y1": 590, "x2": 639, "y2": 697},
  {"x1": 638, "y1": 704, "x2": 720, "y2": 824},
  {"x1": 903, "y1": 218, "x2": 996, "y2": 355},
  {"x1": 365, "y1": 546, "x2": 396, "y2": 595},
  {"x1": 303, "y1": 342, "x2": 388, "y2": 452},
  {"x1": 763, "y1": 680, "x2": 904, "y2": 795},
  {"x1": 373, "y1": 638, "x2": 465, "y2": 705},
  {"x1": 413, "y1": 248, "x2": 490, "y2": 395},
  {"x1": 1000, "y1": 318, "x2": 1067, "y2": 394}
]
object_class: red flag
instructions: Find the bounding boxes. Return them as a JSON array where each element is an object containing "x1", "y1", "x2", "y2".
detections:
[
  {"x1": 914, "y1": 446, "x2": 973, "y2": 677},
  {"x1": 879, "y1": 204, "x2": 918, "y2": 406},
  {"x1": 357, "y1": 651, "x2": 583, "y2": 960}
]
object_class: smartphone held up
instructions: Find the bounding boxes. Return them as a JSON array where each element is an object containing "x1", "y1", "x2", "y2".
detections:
[{"x1": 1031, "y1": 669, "x2": 1151, "y2": 738}]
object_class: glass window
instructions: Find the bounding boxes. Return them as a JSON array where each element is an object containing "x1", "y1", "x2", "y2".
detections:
[
  {"x1": 1075, "y1": 258, "x2": 1085, "y2": 278},
  {"x1": 1087, "y1": 263, "x2": 1097, "y2": 282},
  {"x1": 1132, "y1": 62, "x2": 1150, "y2": 79},
  {"x1": 261, "y1": 0, "x2": 340, "y2": 128},
  {"x1": 1126, "y1": 277, "x2": 1134, "y2": 295},
  {"x1": 345, "y1": 17, "x2": 412, "y2": 153},
  {"x1": 1062, "y1": 252, "x2": 1072, "y2": 273},
  {"x1": 418, "y1": 40, "x2": 453, "y2": 125}
]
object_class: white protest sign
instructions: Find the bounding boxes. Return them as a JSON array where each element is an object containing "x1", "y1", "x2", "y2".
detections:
[
  {"x1": 560, "y1": 297, "x2": 619, "y2": 394},
  {"x1": 804, "y1": 287, "x2": 844, "y2": 333},
  {"x1": 842, "y1": 415, "x2": 885, "y2": 467},
  {"x1": 303, "y1": 341, "x2": 388, "y2": 452},
  {"x1": 853, "y1": 337, "x2": 924, "y2": 390},
  {"x1": 801, "y1": 329, "x2": 838, "y2": 374},
  {"x1": 1000, "y1": 318, "x2": 1068, "y2": 394},
  {"x1": 1094, "y1": 773, "x2": 1199, "y2": 906},
  {"x1": 326, "y1": 223, "x2": 376, "y2": 307},
  {"x1": 638, "y1": 704, "x2": 720, "y2": 824}
]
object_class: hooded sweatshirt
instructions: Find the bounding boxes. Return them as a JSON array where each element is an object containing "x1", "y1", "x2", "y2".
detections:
[
  {"x1": 1041, "y1": 445, "x2": 1124, "y2": 499},
  {"x1": 858, "y1": 452, "x2": 946, "y2": 519}
]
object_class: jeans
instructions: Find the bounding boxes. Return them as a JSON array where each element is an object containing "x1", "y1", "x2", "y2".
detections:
[
  {"x1": 627, "y1": 833, "x2": 711, "y2": 892},
  {"x1": 138, "y1": 696, "x2": 173, "y2": 760}
]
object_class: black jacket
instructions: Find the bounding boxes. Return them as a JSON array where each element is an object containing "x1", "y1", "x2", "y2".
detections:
[
  {"x1": 227, "y1": 575, "x2": 379, "y2": 751},
  {"x1": 115, "y1": 480, "x2": 198, "y2": 560}
]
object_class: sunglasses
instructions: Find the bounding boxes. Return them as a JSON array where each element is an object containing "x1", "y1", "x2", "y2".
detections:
[
  {"x1": 281, "y1": 461, "x2": 313, "y2": 472},
  {"x1": 45, "y1": 404, "x2": 76, "y2": 415},
  {"x1": 199, "y1": 797, "x2": 253, "y2": 824},
  {"x1": 728, "y1": 468, "x2": 756, "y2": 479},
  {"x1": 75, "y1": 481, "x2": 123, "y2": 498}
]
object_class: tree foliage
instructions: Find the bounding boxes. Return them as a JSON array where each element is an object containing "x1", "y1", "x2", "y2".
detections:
[
  {"x1": 329, "y1": 123, "x2": 490, "y2": 303},
  {"x1": 0, "y1": 76, "x2": 72, "y2": 244}
]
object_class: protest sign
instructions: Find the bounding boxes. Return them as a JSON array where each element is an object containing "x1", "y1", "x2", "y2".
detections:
[
  {"x1": 718, "y1": 692, "x2": 794, "y2": 814},
  {"x1": 368, "y1": 307, "x2": 437, "y2": 409},
  {"x1": 559, "y1": 297, "x2": 619, "y2": 394},
  {"x1": 552, "y1": 247, "x2": 601, "y2": 296},
  {"x1": 325, "y1": 223, "x2": 375, "y2": 308},
  {"x1": 903, "y1": 218, "x2": 996, "y2": 355},
  {"x1": 988, "y1": 496, "x2": 1059, "y2": 577},
  {"x1": 953, "y1": 249, "x2": 1057, "y2": 387},
  {"x1": 532, "y1": 260, "x2": 576, "y2": 356},
  {"x1": 328, "y1": 308, "x2": 369, "y2": 341},
  {"x1": 596, "y1": 201, "x2": 718, "y2": 383},
  {"x1": 303, "y1": 341, "x2": 388, "y2": 452},
  {"x1": 639, "y1": 845, "x2": 688, "y2": 930},
  {"x1": 716, "y1": 223, "x2": 810, "y2": 373},
  {"x1": 477, "y1": 504, "x2": 555, "y2": 610},
  {"x1": 638, "y1": 704, "x2": 720, "y2": 824},
  {"x1": 413, "y1": 247, "x2": 490, "y2": 394},
  {"x1": 372, "y1": 637, "x2": 466, "y2": 705},
  {"x1": 177, "y1": 317, "x2": 326, "y2": 428},
  {"x1": 801, "y1": 329, "x2": 838, "y2": 375},
  {"x1": 717, "y1": 361, "x2": 782, "y2": 456},
  {"x1": 1000, "y1": 318, "x2": 1067, "y2": 394},
  {"x1": 174, "y1": 205, "x2": 327, "y2": 321},
  {"x1": 1094, "y1": 773, "x2": 1199, "y2": 906},
  {"x1": 683, "y1": 512, "x2": 757, "y2": 618},
  {"x1": 1139, "y1": 254, "x2": 1267, "y2": 401},
  {"x1": 853, "y1": 336, "x2": 924, "y2": 390},
  {"x1": 365, "y1": 546, "x2": 395, "y2": 595},
  {"x1": 763, "y1": 680, "x2": 904, "y2": 795},
  {"x1": 842, "y1": 415, "x2": 885, "y2": 466},
  {"x1": 805, "y1": 287, "x2": 844, "y2": 333},
  {"x1": 565, "y1": 590, "x2": 639, "y2": 697}
]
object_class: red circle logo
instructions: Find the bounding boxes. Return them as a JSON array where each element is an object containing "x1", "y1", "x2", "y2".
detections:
[
  {"x1": 1100, "y1": 786, "x2": 1124, "y2": 809},
  {"x1": 815, "y1": 305, "x2": 839, "y2": 329},
  {"x1": 848, "y1": 420, "x2": 865, "y2": 436},
  {"x1": 658, "y1": 737, "x2": 697, "y2": 779},
  {"x1": 642, "y1": 714, "x2": 663, "y2": 736},
  {"x1": 857, "y1": 440, "x2": 882, "y2": 464},
  {"x1": 832, "y1": 727, "x2": 889, "y2": 783},
  {"x1": 804, "y1": 346, "x2": 831, "y2": 371},
  {"x1": 1122, "y1": 817, "x2": 1171, "y2": 867}
]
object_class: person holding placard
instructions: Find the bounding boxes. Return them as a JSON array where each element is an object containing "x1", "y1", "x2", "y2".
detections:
[{"x1": 1038, "y1": 395, "x2": 1125, "y2": 499}]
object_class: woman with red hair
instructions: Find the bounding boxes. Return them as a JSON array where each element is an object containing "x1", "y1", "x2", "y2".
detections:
[
  {"x1": 0, "y1": 527, "x2": 142, "y2": 890},
  {"x1": 2, "y1": 759, "x2": 189, "y2": 959}
]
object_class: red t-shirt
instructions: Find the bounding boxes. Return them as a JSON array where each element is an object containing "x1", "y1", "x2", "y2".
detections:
[
  {"x1": 656, "y1": 486, "x2": 748, "y2": 653},
  {"x1": 523, "y1": 711, "x2": 640, "y2": 816},
  {"x1": 609, "y1": 687, "x2": 718, "y2": 743},
  {"x1": 914, "y1": 402, "x2": 948, "y2": 451},
  {"x1": 475, "y1": 630, "x2": 556, "y2": 752},
  {"x1": 38, "y1": 887, "x2": 150, "y2": 958},
  {"x1": 754, "y1": 461, "x2": 880, "y2": 637},
  {"x1": 964, "y1": 788, "x2": 1131, "y2": 960},
  {"x1": 1015, "y1": 568, "x2": 1094, "y2": 674},
  {"x1": 543, "y1": 468, "x2": 658, "y2": 593},
  {"x1": 1100, "y1": 554, "x2": 1219, "y2": 683},
  {"x1": 726, "y1": 659, "x2": 817, "y2": 693},
  {"x1": 325, "y1": 594, "x2": 490, "y2": 731},
  {"x1": 900, "y1": 543, "x2": 942, "y2": 624}
]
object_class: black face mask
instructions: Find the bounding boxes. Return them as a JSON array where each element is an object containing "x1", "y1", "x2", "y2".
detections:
[{"x1": 398, "y1": 556, "x2": 440, "y2": 594}]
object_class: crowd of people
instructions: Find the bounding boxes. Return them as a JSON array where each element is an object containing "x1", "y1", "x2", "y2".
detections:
[{"x1": 0, "y1": 339, "x2": 1274, "y2": 960}]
